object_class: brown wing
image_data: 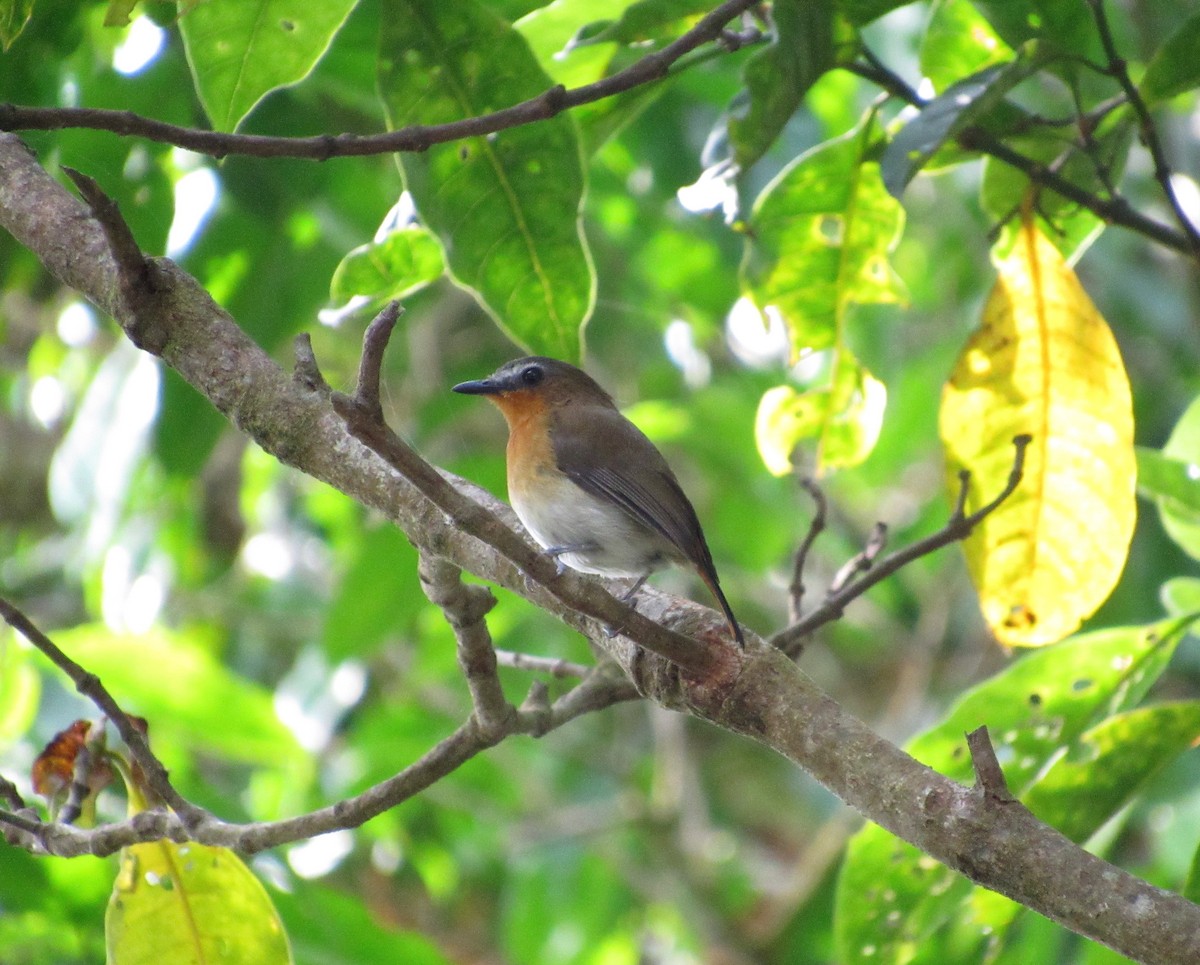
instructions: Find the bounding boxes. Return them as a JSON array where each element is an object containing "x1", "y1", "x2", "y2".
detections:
[{"x1": 550, "y1": 406, "x2": 715, "y2": 571}]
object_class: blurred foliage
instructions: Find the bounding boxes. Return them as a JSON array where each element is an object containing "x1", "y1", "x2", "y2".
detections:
[{"x1": 0, "y1": 0, "x2": 1199, "y2": 963}]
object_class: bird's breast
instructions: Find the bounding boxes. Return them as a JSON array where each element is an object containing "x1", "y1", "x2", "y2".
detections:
[{"x1": 506, "y1": 415, "x2": 678, "y2": 577}]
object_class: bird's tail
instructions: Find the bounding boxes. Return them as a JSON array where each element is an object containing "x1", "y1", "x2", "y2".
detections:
[{"x1": 698, "y1": 567, "x2": 745, "y2": 649}]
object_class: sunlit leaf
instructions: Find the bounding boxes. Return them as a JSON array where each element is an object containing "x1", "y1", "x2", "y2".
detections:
[
  {"x1": 1140, "y1": 11, "x2": 1200, "y2": 104},
  {"x1": 755, "y1": 354, "x2": 885, "y2": 475},
  {"x1": 1150, "y1": 395, "x2": 1200, "y2": 560},
  {"x1": 580, "y1": 0, "x2": 712, "y2": 43},
  {"x1": 835, "y1": 617, "x2": 1196, "y2": 965},
  {"x1": 1162, "y1": 576, "x2": 1200, "y2": 618},
  {"x1": 0, "y1": 0, "x2": 33, "y2": 49},
  {"x1": 104, "y1": 0, "x2": 139, "y2": 27},
  {"x1": 743, "y1": 122, "x2": 904, "y2": 472},
  {"x1": 882, "y1": 48, "x2": 1042, "y2": 198},
  {"x1": 107, "y1": 839, "x2": 292, "y2": 965},
  {"x1": 940, "y1": 219, "x2": 1135, "y2": 647},
  {"x1": 726, "y1": 0, "x2": 838, "y2": 172},
  {"x1": 329, "y1": 226, "x2": 446, "y2": 308},
  {"x1": 514, "y1": 0, "x2": 632, "y2": 90},
  {"x1": 179, "y1": 0, "x2": 356, "y2": 132},
  {"x1": 919, "y1": 0, "x2": 1012, "y2": 92},
  {"x1": 378, "y1": 0, "x2": 595, "y2": 362},
  {"x1": 743, "y1": 126, "x2": 905, "y2": 356}
]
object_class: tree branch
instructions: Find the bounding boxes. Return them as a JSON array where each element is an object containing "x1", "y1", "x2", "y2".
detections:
[
  {"x1": 846, "y1": 56, "x2": 1198, "y2": 259},
  {"x1": 0, "y1": 0, "x2": 759, "y2": 160},
  {"x1": 3, "y1": 137, "x2": 1198, "y2": 962},
  {"x1": 771, "y1": 435, "x2": 1032, "y2": 656}
]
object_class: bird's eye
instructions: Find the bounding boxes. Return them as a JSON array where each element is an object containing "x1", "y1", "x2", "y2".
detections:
[{"x1": 520, "y1": 365, "x2": 544, "y2": 387}]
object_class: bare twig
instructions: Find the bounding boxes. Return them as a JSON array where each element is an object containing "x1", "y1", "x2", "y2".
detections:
[
  {"x1": 770, "y1": 435, "x2": 1032, "y2": 656},
  {"x1": 0, "y1": 0, "x2": 759, "y2": 161},
  {"x1": 496, "y1": 649, "x2": 592, "y2": 679},
  {"x1": 1085, "y1": 0, "x2": 1200, "y2": 255},
  {"x1": 967, "y1": 725, "x2": 1016, "y2": 803},
  {"x1": 419, "y1": 553, "x2": 516, "y2": 738},
  {"x1": 0, "y1": 597, "x2": 208, "y2": 829},
  {"x1": 788, "y1": 477, "x2": 827, "y2": 624},
  {"x1": 61, "y1": 167, "x2": 168, "y2": 353},
  {"x1": 828, "y1": 522, "x2": 888, "y2": 594}
]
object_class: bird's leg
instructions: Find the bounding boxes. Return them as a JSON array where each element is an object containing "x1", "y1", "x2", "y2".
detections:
[
  {"x1": 602, "y1": 573, "x2": 650, "y2": 638},
  {"x1": 544, "y1": 541, "x2": 599, "y2": 576}
]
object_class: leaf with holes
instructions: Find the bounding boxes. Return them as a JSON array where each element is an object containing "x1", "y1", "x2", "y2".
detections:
[
  {"x1": 742, "y1": 121, "x2": 904, "y2": 472},
  {"x1": 834, "y1": 616, "x2": 1198, "y2": 965},
  {"x1": 940, "y1": 219, "x2": 1136, "y2": 646},
  {"x1": 180, "y1": 0, "x2": 356, "y2": 132},
  {"x1": 377, "y1": 0, "x2": 594, "y2": 362},
  {"x1": 755, "y1": 351, "x2": 886, "y2": 475}
]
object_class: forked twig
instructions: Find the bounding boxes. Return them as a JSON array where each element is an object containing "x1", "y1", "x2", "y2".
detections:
[{"x1": 770, "y1": 435, "x2": 1032, "y2": 657}]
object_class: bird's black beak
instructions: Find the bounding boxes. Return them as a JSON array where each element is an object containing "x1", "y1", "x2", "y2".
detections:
[{"x1": 452, "y1": 377, "x2": 501, "y2": 395}]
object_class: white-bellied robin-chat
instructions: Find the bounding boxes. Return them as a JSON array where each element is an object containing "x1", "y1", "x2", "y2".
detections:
[{"x1": 453, "y1": 356, "x2": 744, "y2": 648}]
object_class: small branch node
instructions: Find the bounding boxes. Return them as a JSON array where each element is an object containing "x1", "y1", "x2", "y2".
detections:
[{"x1": 967, "y1": 725, "x2": 1015, "y2": 803}]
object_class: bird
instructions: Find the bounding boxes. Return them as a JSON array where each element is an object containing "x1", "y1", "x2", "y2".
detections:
[{"x1": 453, "y1": 356, "x2": 744, "y2": 648}]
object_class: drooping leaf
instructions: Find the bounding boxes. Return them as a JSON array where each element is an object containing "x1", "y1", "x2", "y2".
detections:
[
  {"x1": 0, "y1": 0, "x2": 33, "y2": 49},
  {"x1": 329, "y1": 226, "x2": 446, "y2": 308},
  {"x1": 835, "y1": 617, "x2": 1197, "y2": 965},
  {"x1": 940, "y1": 219, "x2": 1135, "y2": 647},
  {"x1": 726, "y1": 0, "x2": 838, "y2": 172},
  {"x1": 377, "y1": 0, "x2": 595, "y2": 362},
  {"x1": 1141, "y1": 11, "x2": 1200, "y2": 104},
  {"x1": 1149, "y1": 395, "x2": 1200, "y2": 560},
  {"x1": 107, "y1": 839, "x2": 292, "y2": 965},
  {"x1": 882, "y1": 48, "x2": 1042, "y2": 198},
  {"x1": 755, "y1": 352, "x2": 885, "y2": 475},
  {"x1": 179, "y1": 0, "x2": 357, "y2": 132},
  {"x1": 743, "y1": 126, "x2": 905, "y2": 356},
  {"x1": 742, "y1": 122, "x2": 904, "y2": 472}
]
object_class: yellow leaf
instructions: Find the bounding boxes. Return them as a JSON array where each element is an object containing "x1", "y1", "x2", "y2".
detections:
[
  {"x1": 940, "y1": 220, "x2": 1135, "y2": 647},
  {"x1": 106, "y1": 839, "x2": 292, "y2": 965}
]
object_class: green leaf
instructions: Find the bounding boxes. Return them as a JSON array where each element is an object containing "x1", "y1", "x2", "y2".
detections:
[
  {"x1": 755, "y1": 351, "x2": 886, "y2": 474},
  {"x1": 581, "y1": 0, "x2": 713, "y2": 44},
  {"x1": 882, "y1": 48, "x2": 1042, "y2": 198},
  {"x1": 179, "y1": 0, "x2": 357, "y2": 132},
  {"x1": 1185, "y1": 839, "x2": 1200, "y2": 906},
  {"x1": 104, "y1": 0, "x2": 140, "y2": 27},
  {"x1": 743, "y1": 125, "x2": 905, "y2": 355},
  {"x1": 1162, "y1": 577, "x2": 1200, "y2": 618},
  {"x1": 1152, "y1": 395, "x2": 1200, "y2": 560},
  {"x1": 107, "y1": 840, "x2": 292, "y2": 965},
  {"x1": 41, "y1": 625, "x2": 302, "y2": 766},
  {"x1": 1142, "y1": 12, "x2": 1200, "y2": 103},
  {"x1": 743, "y1": 121, "x2": 903, "y2": 472},
  {"x1": 981, "y1": 105, "x2": 1135, "y2": 261},
  {"x1": 726, "y1": 0, "x2": 838, "y2": 171},
  {"x1": 834, "y1": 618, "x2": 1197, "y2": 965},
  {"x1": 1024, "y1": 702, "x2": 1200, "y2": 842},
  {"x1": 329, "y1": 226, "x2": 446, "y2": 307},
  {"x1": 0, "y1": 0, "x2": 33, "y2": 49},
  {"x1": 0, "y1": 639, "x2": 39, "y2": 748},
  {"x1": 919, "y1": 0, "x2": 1012, "y2": 92},
  {"x1": 967, "y1": 0, "x2": 1097, "y2": 60},
  {"x1": 322, "y1": 523, "x2": 421, "y2": 660},
  {"x1": 378, "y1": 0, "x2": 595, "y2": 362},
  {"x1": 835, "y1": 0, "x2": 906, "y2": 28}
]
